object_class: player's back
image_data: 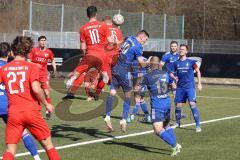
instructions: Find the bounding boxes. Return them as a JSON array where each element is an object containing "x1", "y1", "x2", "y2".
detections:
[
  {"x1": 116, "y1": 36, "x2": 143, "y2": 70},
  {"x1": 107, "y1": 24, "x2": 123, "y2": 52},
  {"x1": 144, "y1": 69, "x2": 171, "y2": 98},
  {"x1": 0, "y1": 60, "x2": 41, "y2": 113},
  {"x1": 80, "y1": 21, "x2": 110, "y2": 52}
]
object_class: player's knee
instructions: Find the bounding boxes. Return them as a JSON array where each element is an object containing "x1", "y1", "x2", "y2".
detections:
[
  {"x1": 189, "y1": 101, "x2": 196, "y2": 107},
  {"x1": 153, "y1": 122, "x2": 164, "y2": 135},
  {"x1": 40, "y1": 137, "x2": 54, "y2": 150},
  {"x1": 110, "y1": 89, "x2": 116, "y2": 96}
]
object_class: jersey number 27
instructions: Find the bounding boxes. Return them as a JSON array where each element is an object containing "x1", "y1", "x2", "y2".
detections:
[{"x1": 7, "y1": 72, "x2": 26, "y2": 94}]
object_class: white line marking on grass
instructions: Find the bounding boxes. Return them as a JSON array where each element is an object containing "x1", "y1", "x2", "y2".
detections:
[
  {"x1": 198, "y1": 96, "x2": 240, "y2": 100},
  {"x1": 2, "y1": 115, "x2": 240, "y2": 159}
]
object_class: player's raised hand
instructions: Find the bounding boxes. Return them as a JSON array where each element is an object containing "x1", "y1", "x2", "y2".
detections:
[
  {"x1": 198, "y1": 83, "x2": 202, "y2": 92},
  {"x1": 46, "y1": 103, "x2": 55, "y2": 113}
]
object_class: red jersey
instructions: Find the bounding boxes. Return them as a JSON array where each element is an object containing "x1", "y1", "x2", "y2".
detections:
[
  {"x1": 107, "y1": 24, "x2": 123, "y2": 52},
  {"x1": 0, "y1": 60, "x2": 41, "y2": 113},
  {"x1": 80, "y1": 20, "x2": 111, "y2": 52},
  {"x1": 28, "y1": 47, "x2": 54, "y2": 76}
]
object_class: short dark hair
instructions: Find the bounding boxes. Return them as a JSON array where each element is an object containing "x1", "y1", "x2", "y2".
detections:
[
  {"x1": 38, "y1": 35, "x2": 47, "y2": 41},
  {"x1": 0, "y1": 42, "x2": 11, "y2": 58},
  {"x1": 170, "y1": 41, "x2": 178, "y2": 45},
  {"x1": 180, "y1": 44, "x2": 189, "y2": 51},
  {"x1": 137, "y1": 30, "x2": 150, "y2": 38},
  {"x1": 11, "y1": 36, "x2": 33, "y2": 57},
  {"x1": 87, "y1": 6, "x2": 97, "y2": 18}
]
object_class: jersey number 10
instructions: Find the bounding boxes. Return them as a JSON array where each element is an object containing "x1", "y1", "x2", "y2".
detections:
[{"x1": 89, "y1": 29, "x2": 100, "y2": 44}]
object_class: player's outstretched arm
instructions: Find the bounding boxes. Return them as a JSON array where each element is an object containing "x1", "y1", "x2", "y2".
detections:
[
  {"x1": 31, "y1": 81, "x2": 54, "y2": 112},
  {"x1": 195, "y1": 67, "x2": 202, "y2": 92}
]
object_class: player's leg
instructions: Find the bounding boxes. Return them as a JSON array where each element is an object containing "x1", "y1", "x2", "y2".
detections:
[
  {"x1": 140, "y1": 97, "x2": 151, "y2": 123},
  {"x1": 63, "y1": 73, "x2": 85, "y2": 100},
  {"x1": 174, "y1": 88, "x2": 186, "y2": 127},
  {"x1": 26, "y1": 110, "x2": 61, "y2": 160},
  {"x1": 22, "y1": 129, "x2": 41, "y2": 160},
  {"x1": 104, "y1": 88, "x2": 117, "y2": 132},
  {"x1": 128, "y1": 95, "x2": 141, "y2": 122},
  {"x1": 39, "y1": 137, "x2": 60, "y2": 160},
  {"x1": 187, "y1": 89, "x2": 201, "y2": 132},
  {"x1": 152, "y1": 107, "x2": 181, "y2": 157},
  {"x1": 3, "y1": 113, "x2": 25, "y2": 160},
  {"x1": 120, "y1": 90, "x2": 132, "y2": 132},
  {"x1": 2, "y1": 144, "x2": 17, "y2": 160}
]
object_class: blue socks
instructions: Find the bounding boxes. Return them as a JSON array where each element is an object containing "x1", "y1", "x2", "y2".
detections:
[
  {"x1": 159, "y1": 128, "x2": 177, "y2": 148},
  {"x1": 122, "y1": 98, "x2": 131, "y2": 120},
  {"x1": 106, "y1": 95, "x2": 114, "y2": 116},
  {"x1": 22, "y1": 133, "x2": 39, "y2": 157},
  {"x1": 175, "y1": 107, "x2": 182, "y2": 125},
  {"x1": 131, "y1": 101, "x2": 149, "y2": 116},
  {"x1": 191, "y1": 105, "x2": 200, "y2": 127},
  {"x1": 140, "y1": 101, "x2": 149, "y2": 114},
  {"x1": 132, "y1": 102, "x2": 140, "y2": 116}
]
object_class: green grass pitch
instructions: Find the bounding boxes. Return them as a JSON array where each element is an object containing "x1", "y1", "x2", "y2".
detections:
[{"x1": 0, "y1": 81, "x2": 240, "y2": 160}]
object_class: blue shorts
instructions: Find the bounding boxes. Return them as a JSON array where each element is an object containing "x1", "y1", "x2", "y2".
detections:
[
  {"x1": 175, "y1": 88, "x2": 196, "y2": 103},
  {"x1": 151, "y1": 97, "x2": 171, "y2": 123},
  {"x1": 0, "y1": 114, "x2": 8, "y2": 123},
  {"x1": 110, "y1": 71, "x2": 132, "y2": 92}
]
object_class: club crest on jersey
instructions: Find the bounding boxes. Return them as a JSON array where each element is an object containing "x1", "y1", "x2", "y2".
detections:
[
  {"x1": 45, "y1": 53, "x2": 49, "y2": 57},
  {"x1": 186, "y1": 63, "x2": 189, "y2": 67}
]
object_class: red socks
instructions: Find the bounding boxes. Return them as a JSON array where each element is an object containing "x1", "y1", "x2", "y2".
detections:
[
  {"x1": 3, "y1": 152, "x2": 14, "y2": 160},
  {"x1": 47, "y1": 147, "x2": 61, "y2": 160}
]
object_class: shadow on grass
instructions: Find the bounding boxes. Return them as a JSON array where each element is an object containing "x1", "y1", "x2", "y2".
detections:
[
  {"x1": 103, "y1": 141, "x2": 171, "y2": 155},
  {"x1": 51, "y1": 124, "x2": 114, "y2": 141}
]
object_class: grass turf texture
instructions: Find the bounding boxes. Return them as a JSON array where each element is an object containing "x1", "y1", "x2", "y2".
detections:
[{"x1": 0, "y1": 82, "x2": 240, "y2": 160}]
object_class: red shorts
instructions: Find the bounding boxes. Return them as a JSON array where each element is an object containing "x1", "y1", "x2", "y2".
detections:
[
  {"x1": 75, "y1": 52, "x2": 109, "y2": 73},
  {"x1": 6, "y1": 110, "x2": 51, "y2": 144},
  {"x1": 39, "y1": 75, "x2": 49, "y2": 89}
]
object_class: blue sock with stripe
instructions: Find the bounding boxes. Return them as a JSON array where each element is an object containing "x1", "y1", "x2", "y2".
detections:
[
  {"x1": 106, "y1": 95, "x2": 114, "y2": 116},
  {"x1": 159, "y1": 129, "x2": 177, "y2": 148},
  {"x1": 132, "y1": 102, "x2": 140, "y2": 116},
  {"x1": 191, "y1": 105, "x2": 200, "y2": 127},
  {"x1": 122, "y1": 98, "x2": 131, "y2": 120},
  {"x1": 140, "y1": 101, "x2": 149, "y2": 114},
  {"x1": 175, "y1": 107, "x2": 182, "y2": 125},
  {"x1": 22, "y1": 133, "x2": 39, "y2": 157}
]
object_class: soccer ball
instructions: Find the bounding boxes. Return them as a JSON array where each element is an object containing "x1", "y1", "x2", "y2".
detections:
[{"x1": 112, "y1": 14, "x2": 124, "y2": 26}]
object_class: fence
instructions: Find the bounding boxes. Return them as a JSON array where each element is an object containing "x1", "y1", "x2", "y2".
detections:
[
  {"x1": 29, "y1": 1, "x2": 184, "y2": 39},
  {"x1": 21, "y1": 30, "x2": 240, "y2": 54}
]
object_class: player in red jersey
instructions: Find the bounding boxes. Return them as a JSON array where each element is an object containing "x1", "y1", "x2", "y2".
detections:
[
  {"x1": 63, "y1": 6, "x2": 114, "y2": 100},
  {"x1": 28, "y1": 36, "x2": 56, "y2": 119},
  {"x1": 83, "y1": 15, "x2": 124, "y2": 101},
  {"x1": 0, "y1": 36, "x2": 61, "y2": 160}
]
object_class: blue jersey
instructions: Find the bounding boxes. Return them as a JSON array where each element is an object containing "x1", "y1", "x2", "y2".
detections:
[
  {"x1": 0, "y1": 60, "x2": 8, "y2": 115},
  {"x1": 115, "y1": 36, "x2": 143, "y2": 71},
  {"x1": 171, "y1": 58, "x2": 197, "y2": 89},
  {"x1": 142, "y1": 69, "x2": 172, "y2": 110},
  {"x1": 131, "y1": 59, "x2": 147, "y2": 78},
  {"x1": 161, "y1": 52, "x2": 179, "y2": 71}
]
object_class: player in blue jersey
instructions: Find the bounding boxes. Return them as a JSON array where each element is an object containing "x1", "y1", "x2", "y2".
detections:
[
  {"x1": 104, "y1": 30, "x2": 150, "y2": 132},
  {"x1": 160, "y1": 41, "x2": 187, "y2": 121},
  {"x1": 127, "y1": 59, "x2": 151, "y2": 123},
  {"x1": 170, "y1": 44, "x2": 202, "y2": 133},
  {"x1": 0, "y1": 42, "x2": 41, "y2": 160},
  {"x1": 160, "y1": 41, "x2": 179, "y2": 71},
  {"x1": 140, "y1": 56, "x2": 181, "y2": 156}
]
